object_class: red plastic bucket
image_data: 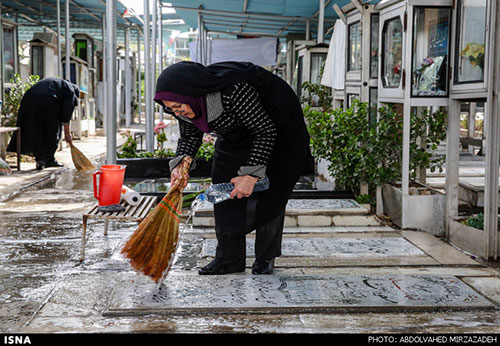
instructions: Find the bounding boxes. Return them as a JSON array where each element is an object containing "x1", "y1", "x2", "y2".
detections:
[{"x1": 93, "y1": 165, "x2": 126, "y2": 206}]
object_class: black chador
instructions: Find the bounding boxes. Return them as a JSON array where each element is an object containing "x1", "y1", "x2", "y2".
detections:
[
  {"x1": 7, "y1": 77, "x2": 79, "y2": 169},
  {"x1": 155, "y1": 61, "x2": 314, "y2": 275}
]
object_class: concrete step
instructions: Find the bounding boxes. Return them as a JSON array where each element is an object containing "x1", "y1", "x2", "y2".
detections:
[
  {"x1": 184, "y1": 225, "x2": 396, "y2": 235},
  {"x1": 192, "y1": 199, "x2": 380, "y2": 227}
]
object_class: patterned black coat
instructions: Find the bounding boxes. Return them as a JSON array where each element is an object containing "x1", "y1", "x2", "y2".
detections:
[{"x1": 156, "y1": 61, "x2": 313, "y2": 235}]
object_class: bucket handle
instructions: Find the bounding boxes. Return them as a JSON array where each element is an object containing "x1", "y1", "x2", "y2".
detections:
[{"x1": 93, "y1": 170, "x2": 102, "y2": 201}]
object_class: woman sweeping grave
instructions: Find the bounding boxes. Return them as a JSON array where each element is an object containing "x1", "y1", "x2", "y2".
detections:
[
  {"x1": 152, "y1": 61, "x2": 313, "y2": 276},
  {"x1": 7, "y1": 77, "x2": 80, "y2": 170}
]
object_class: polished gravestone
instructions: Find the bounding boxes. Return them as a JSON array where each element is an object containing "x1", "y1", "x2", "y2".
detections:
[
  {"x1": 105, "y1": 273, "x2": 494, "y2": 316},
  {"x1": 202, "y1": 237, "x2": 426, "y2": 258}
]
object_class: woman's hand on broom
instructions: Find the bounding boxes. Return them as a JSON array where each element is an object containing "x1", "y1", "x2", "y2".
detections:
[
  {"x1": 63, "y1": 123, "x2": 73, "y2": 145},
  {"x1": 171, "y1": 160, "x2": 190, "y2": 188},
  {"x1": 230, "y1": 175, "x2": 258, "y2": 199}
]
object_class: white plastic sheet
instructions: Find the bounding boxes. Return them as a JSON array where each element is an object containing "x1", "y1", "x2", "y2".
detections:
[
  {"x1": 321, "y1": 20, "x2": 346, "y2": 90},
  {"x1": 189, "y1": 37, "x2": 278, "y2": 66}
]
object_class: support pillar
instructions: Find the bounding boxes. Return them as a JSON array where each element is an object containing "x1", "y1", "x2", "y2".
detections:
[
  {"x1": 137, "y1": 29, "x2": 142, "y2": 124},
  {"x1": 144, "y1": 0, "x2": 154, "y2": 152},
  {"x1": 125, "y1": 26, "x2": 131, "y2": 127},
  {"x1": 105, "y1": 0, "x2": 117, "y2": 164},
  {"x1": 483, "y1": 0, "x2": 500, "y2": 258},
  {"x1": 65, "y1": 0, "x2": 70, "y2": 81},
  {"x1": 445, "y1": 99, "x2": 461, "y2": 239}
]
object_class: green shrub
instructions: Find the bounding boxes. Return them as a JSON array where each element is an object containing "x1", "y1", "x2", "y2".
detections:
[
  {"x1": 462, "y1": 213, "x2": 500, "y2": 230},
  {"x1": 463, "y1": 213, "x2": 484, "y2": 229},
  {"x1": 195, "y1": 141, "x2": 215, "y2": 161},
  {"x1": 1, "y1": 74, "x2": 40, "y2": 127},
  {"x1": 304, "y1": 100, "x2": 447, "y2": 195},
  {"x1": 117, "y1": 134, "x2": 214, "y2": 161}
]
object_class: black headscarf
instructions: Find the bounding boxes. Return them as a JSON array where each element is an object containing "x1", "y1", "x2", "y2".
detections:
[
  {"x1": 155, "y1": 61, "x2": 264, "y2": 97},
  {"x1": 71, "y1": 83, "x2": 80, "y2": 98}
]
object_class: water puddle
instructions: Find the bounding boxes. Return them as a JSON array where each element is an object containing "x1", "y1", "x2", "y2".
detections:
[{"x1": 0, "y1": 169, "x2": 96, "y2": 213}]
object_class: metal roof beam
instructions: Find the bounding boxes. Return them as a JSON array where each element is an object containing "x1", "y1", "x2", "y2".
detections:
[
  {"x1": 1, "y1": 0, "x2": 81, "y2": 23},
  {"x1": 199, "y1": 12, "x2": 322, "y2": 27},
  {"x1": 5, "y1": 0, "x2": 49, "y2": 16},
  {"x1": 207, "y1": 29, "x2": 283, "y2": 37},
  {"x1": 1, "y1": 0, "x2": 140, "y2": 28},
  {"x1": 161, "y1": 3, "x2": 337, "y2": 23},
  {"x1": 332, "y1": 3, "x2": 346, "y2": 24},
  {"x1": 202, "y1": 20, "x2": 304, "y2": 33},
  {"x1": 69, "y1": 0, "x2": 103, "y2": 22},
  {"x1": 1, "y1": 10, "x2": 58, "y2": 34},
  {"x1": 201, "y1": 17, "x2": 306, "y2": 29},
  {"x1": 350, "y1": 0, "x2": 364, "y2": 13},
  {"x1": 313, "y1": 0, "x2": 332, "y2": 18},
  {"x1": 276, "y1": 19, "x2": 300, "y2": 36}
]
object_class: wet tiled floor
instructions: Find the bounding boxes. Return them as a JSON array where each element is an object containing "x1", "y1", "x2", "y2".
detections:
[{"x1": 1, "y1": 143, "x2": 500, "y2": 332}]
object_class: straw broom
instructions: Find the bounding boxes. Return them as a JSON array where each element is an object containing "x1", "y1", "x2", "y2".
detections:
[
  {"x1": 69, "y1": 143, "x2": 96, "y2": 171},
  {"x1": 121, "y1": 156, "x2": 192, "y2": 283}
]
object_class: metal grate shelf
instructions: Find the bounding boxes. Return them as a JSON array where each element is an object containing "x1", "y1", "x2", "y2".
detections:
[{"x1": 80, "y1": 195, "x2": 157, "y2": 261}]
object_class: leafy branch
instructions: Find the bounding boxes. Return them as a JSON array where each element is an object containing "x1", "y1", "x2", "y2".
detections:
[{"x1": 304, "y1": 100, "x2": 447, "y2": 195}]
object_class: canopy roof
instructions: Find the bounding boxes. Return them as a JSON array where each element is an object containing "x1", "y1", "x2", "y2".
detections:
[
  {"x1": 161, "y1": 0, "x2": 381, "y2": 39},
  {"x1": 1, "y1": 0, "x2": 143, "y2": 43},
  {"x1": 0, "y1": 0, "x2": 143, "y2": 27},
  {"x1": 2, "y1": 0, "x2": 383, "y2": 45}
]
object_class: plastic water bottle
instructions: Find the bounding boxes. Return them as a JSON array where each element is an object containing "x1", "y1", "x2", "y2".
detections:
[{"x1": 197, "y1": 177, "x2": 270, "y2": 204}]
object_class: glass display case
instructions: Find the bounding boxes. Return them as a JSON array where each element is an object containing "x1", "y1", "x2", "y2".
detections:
[
  {"x1": 310, "y1": 52, "x2": 327, "y2": 84},
  {"x1": 381, "y1": 16, "x2": 403, "y2": 89},
  {"x1": 2, "y1": 24, "x2": 17, "y2": 85},
  {"x1": 348, "y1": 21, "x2": 362, "y2": 71},
  {"x1": 30, "y1": 46, "x2": 44, "y2": 78},
  {"x1": 346, "y1": 93, "x2": 360, "y2": 108},
  {"x1": 411, "y1": 7, "x2": 451, "y2": 97},
  {"x1": 453, "y1": 0, "x2": 488, "y2": 86},
  {"x1": 369, "y1": 87, "x2": 378, "y2": 125},
  {"x1": 370, "y1": 14, "x2": 380, "y2": 79},
  {"x1": 29, "y1": 33, "x2": 59, "y2": 80},
  {"x1": 293, "y1": 44, "x2": 328, "y2": 103},
  {"x1": 294, "y1": 55, "x2": 304, "y2": 99}
]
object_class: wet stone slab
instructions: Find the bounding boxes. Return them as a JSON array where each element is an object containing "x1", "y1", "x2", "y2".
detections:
[
  {"x1": 286, "y1": 199, "x2": 361, "y2": 209},
  {"x1": 105, "y1": 273, "x2": 494, "y2": 316},
  {"x1": 194, "y1": 198, "x2": 362, "y2": 212},
  {"x1": 202, "y1": 237, "x2": 426, "y2": 258}
]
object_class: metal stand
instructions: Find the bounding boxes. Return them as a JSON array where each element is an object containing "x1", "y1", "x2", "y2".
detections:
[{"x1": 80, "y1": 195, "x2": 157, "y2": 261}]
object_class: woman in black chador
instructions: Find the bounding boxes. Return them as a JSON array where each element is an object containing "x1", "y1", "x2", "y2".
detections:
[
  {"x1": 154, "y1": 61, "x2": 313, "y2": 275},
  {"x1": 7, "y1": 77, "x2": 79, "y2": 170}
]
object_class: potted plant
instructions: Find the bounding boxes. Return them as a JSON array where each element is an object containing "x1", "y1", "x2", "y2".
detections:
[
  {"x1": 117, "y1": 129, "x2": 215, "y2": 179},
  {"x1": 449, "y1": 213, "x2": 500, "y2": 258}
]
